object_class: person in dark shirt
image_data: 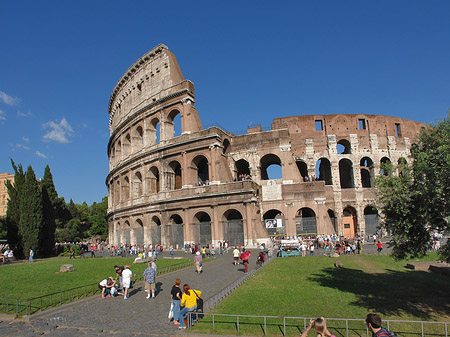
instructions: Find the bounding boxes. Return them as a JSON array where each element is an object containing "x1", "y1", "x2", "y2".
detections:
[{"x1": 170, "y1": 278, "x2": 183, "y2": 325}]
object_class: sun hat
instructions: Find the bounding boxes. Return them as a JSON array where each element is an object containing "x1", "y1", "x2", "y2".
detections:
[{"x1": 196, "y1": 251, "x2": 200, "y2": 255}]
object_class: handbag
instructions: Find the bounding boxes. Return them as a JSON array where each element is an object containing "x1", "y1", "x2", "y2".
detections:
[
  {"x1": 193, "y1": 290, "x2": 204, "y2": 318},
  {"x1": 168, "y1": 302, "x2": 174, "y2": 320}
]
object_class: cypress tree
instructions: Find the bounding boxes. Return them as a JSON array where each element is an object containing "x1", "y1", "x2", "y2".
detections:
[
  {"x1": 5, "y1": 159, "x2": 25, "y2": 257},
  {"x1": 41, "y1": 165, "x2": 56, "y2": 256},
  {"x1": 19, "y1": 166, "x2": 43, "y2": 257}
]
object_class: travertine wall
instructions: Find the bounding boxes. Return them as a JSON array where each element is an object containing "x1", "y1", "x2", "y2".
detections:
[{"x1": 106, "y1": 45, "x2": 426, "y2": 248}]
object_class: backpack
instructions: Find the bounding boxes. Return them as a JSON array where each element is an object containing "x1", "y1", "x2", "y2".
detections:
[{"x1": 377, "y1": 330, "x2": 399, "y2": 337}]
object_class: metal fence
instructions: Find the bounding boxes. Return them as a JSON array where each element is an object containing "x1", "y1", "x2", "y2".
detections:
[
  {"x1": 0, "y1": 260, "x2": 193, "y2": 316},
  {"x1": 187, "y1": 313, "x2": 449, "y2": 337}
]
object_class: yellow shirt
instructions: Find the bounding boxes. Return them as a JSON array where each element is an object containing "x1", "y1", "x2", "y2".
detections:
[{"x1": 181, "y1": 289, "x2": 202, "y2": 308}]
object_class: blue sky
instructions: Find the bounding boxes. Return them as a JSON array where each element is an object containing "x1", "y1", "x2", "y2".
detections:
[{"x1": 1, "y1": 1, "x2": 449, "y2": 204}]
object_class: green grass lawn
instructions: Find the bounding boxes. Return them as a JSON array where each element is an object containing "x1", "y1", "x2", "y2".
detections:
[
  {"x1": 0, "y1": 256, "x2": 189, "y2": 299},
  {"x1": 192, "y1": 253, "x2": 450, "y2": 336}
]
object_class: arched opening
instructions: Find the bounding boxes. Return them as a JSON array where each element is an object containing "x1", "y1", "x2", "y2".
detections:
[
  {"x1": 260, "y1": 154, "x2": 282, "y2": 180},
  {"x1": 263, "y1": 209, "x2": 285, "y2": 236},
  {"x1": 343, "y1": 207, "x2": 357, "y2": 237},
  {"x1": 296, "y1": 208, "x2": 317, "y2": 235},
  {"x1": 360, "y1": 157, "x2": 374, "y2": 188},
  {"x1": 168, "y1": 161, "x2": 182, "y2": 190},
  {"x1": 150, "y1": 117, "x2": 160, "y2": 144},
  {"x1": 337, "y1": 139, "x2": 351, "y2": 154},
  {"x1": 223, "y1": 139, "x2": 231, "y2": 155},
  {"x1": 316, "y1": 158, "x2": 332, "y2": 185},
  {"x1": 380, "y1": 157, "x2": 392, "y2": 176},
  {"x1": 223, "y1": 209, "x2": 244, "y2": 246},
  {"x1": 296, "y1": 160, "x2": 309, "y2": 181},
  {"x1": 115, "y1": 221, "x2": 120, "y2": 245},
  {"x1": 193, "y1": 212, "x2": 212, "y2": 246},
  {"x1": 236, "y1": 159, "x2": 251, "y2": 180},
  {"x1": 124, "y1": 133, "x2": 131, "y2": 156},
  {"x1": 133, "y1": 171, "x2": 143, "y2": 197},
  {"x1": 110, "y1": 145, "x2": 115, "y2": 164},
  {"x1": 149, "y1": 166, "x2": 160, "y2": 193},
  {"x1": 397, "y1": 157, "x2": 408, "y2": 176},
  {"x1": 132, "y1": 125, "x2": 143, "y2": 152},
  {"x1": 116, "y1": 140, "x2": 122, "y2": 161},
  {"x1": 192, "y1": 155, "x2": 209, "y2": 185},
  {"x1": 135, "y1": 219, "x2": 144, "y2": 246},
  {"x1": 168, "y1": 109, "x2": 181, "y2": 138},
  {"x1": 114, "y1": 179, "x2": 120, "y2": 204},
  {"x1": 328, "y1": 209, "x2": 337, "y2": 233},
  {"x1": 339, "y1": 159, "x2": 354, "y2": 188},
  {"x1": 364, "y1": 206, "x2": 379, "y2": 236},
  {"x1": 121, "y1": 176, "x2": 130, "y2": 200},
  {"x1": 169, "y1": 214, "x2": 184, "y2": 248},
  {"x1": 124, "y1": 220, "x2": 131, "y2": 245},
  {"x1": 150, "y1": 216, "x2": 161, "y2": 245}
]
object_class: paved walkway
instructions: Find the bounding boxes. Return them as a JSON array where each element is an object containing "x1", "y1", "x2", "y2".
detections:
[{"x1": 0, "y1": 250, "x2": 260, "y2": 336}]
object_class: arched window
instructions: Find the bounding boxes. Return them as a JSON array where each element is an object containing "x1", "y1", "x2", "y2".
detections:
[
  {"x1": 337, "y1": 139, "x2": 351, "y2": 154},
  {"x1": 116, "y1": 140, "x2": 122, "y2": 161},
  {"x1": 223, "y1": 209, "x2": 244, "y2": 246},
  {"x1": 380, "y1": 157, "x2": 392, "y2": 176},
  {"x1": 149, "y1": 166, "x2": 160, "y2": 193},
  {"x1": 397, "y1": 157, "x2": 407, "y2": 176},
  {"x1": 168, "y1": 161, "x2": 182, "y2": 190},
  {"x1": 169, "y1": 214, "x2": 184, "y2": 248},
  {"x1": 192, "y1": 155, "x2": 209, "y2": 185},
  {"x1": 122, "y1": 176, "x2": 130, "y2": 200},
  {"x1": 263, "y1": 209, "x2": 285, "y2": 235},
  {"x1": 133, "y1": 172, "x2": 143, "y2": 197},
  {"x1": 135, "y1": 219, "x2": 144, "y2": 246},
  {"x1": 193, "y1": 212, "x2": 212, "y2": 245},
  {"x1": 295, "y1": 208, "x2": 317, "y2": 235},
  {"x1": 339, "y1": 159, "x2": 354, "y2": 188},
  {"x1": 150, "y1": 118, "x2": 160, "y2": 144},
  {"x1": 223, "y1": 139, "x2": 231, "y2": 155},
  {"x1": 114, "y1": 179, "x2": 120, "y2": 204},
  {"x1": 168, "y1": 109, "x2": 181, "y2": 139},
  {"x1": 132, "y1": 126, "x2": 144, "y2": 152},
  {"x1": 316, "y1": 158, "x2": 332, "y2": 185},
  {"x1": 236, "y1": 159, "x2": 251, "y2": 180},
  {"x1": 151, "y1": 216, "x2": 161, "y2": 245},
  {"x1": 360, "y1": 157, "x2": 374, "y2": 188},
  {"x1": 124, "y1": 133, "x2": 131, "y2": 156},
  {"x1": 260, "y1": 154, "x2": 282, "y2": 180},
  {"x1": 296, "y1": 161, "x2": 308, "y2": 181}
]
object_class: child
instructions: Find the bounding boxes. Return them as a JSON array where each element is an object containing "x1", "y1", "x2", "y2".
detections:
[{"x1": 300, "y1": 317, "x2": 336, "y2": 337}]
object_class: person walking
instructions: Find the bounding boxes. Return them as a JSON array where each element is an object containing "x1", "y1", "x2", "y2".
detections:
[
  {"x1": 233, "y1": 247, "x2": 240, "y2": 265},
  {"x1": 170, "y1": 278, "x2": 182, "y2": 326},
  {"x1": 194, "y1": 251, "x2": 203, "y2": 274},
  {"x1": 178, "y1": 284, "x2": 201, "y2": 329},
  {"x1": 143, "y1": 261, "x2": 156, "y2": 299},
  {"x1": 376, "y1": 241, "x2": 383, "y2": 255},
  {"x1": 29, "y1": 249, "x2": 34, "y2": 263}
]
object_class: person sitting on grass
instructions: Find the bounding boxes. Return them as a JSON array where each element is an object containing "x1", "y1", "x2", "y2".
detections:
[{"x1": 300, "y1": 317, "x2": 336, "y2": 337}]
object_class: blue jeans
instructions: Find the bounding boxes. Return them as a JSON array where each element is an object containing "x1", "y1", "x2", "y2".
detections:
[
  {"x1": 172, "y1": 299, "x2": 181, "y2": 322},
  {"x1": 179, "y1": 305, "x2": 197, "y2": 327}
]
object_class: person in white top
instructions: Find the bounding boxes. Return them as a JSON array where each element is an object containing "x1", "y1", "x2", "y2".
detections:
[{"x1": 122, "y1": 265, "x2": 135, "y2": 299}]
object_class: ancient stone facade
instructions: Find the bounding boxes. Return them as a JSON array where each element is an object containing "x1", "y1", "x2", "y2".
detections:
[
  {"x1": 0, "y1": 173, "x2": 14, "y2": 217},
  {"x1": 106, "y1": 44, "x2": 426, "y2": 248}
]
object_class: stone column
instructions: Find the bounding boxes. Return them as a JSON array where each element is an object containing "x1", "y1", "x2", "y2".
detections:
[{"x1": 130, "y1": 228, "x2": 137, "y2": 246}]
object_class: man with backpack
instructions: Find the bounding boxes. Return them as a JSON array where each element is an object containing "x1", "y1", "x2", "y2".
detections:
[{"x1": 366, "y1": 313, "x2": 398, "y2": 336}]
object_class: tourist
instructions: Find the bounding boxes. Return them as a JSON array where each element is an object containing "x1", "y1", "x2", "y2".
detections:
[
  {"x1": 99, "y1": 277, "x2": 115, "y2": 298},
  {"x1": 143, "y1": 261, "x2": 156, "y2": 299},
  {"x1": 114, "y1": 265, "x2": 124, "y2": 292},
  {"x1": 194, "y1": 251, "x2": 203, "y2": 274},
  {"x1": 376, "y1": 241, "x2": 383, "y2": 254},
  {"x1": 169, "y1": 244, "x2": 174, "y2": 256},
  {"x1": 256, "y1": 251, "x2": 265, "y2": 268},
  {"x1": 300, "y1": 317, "x2": 336, "y2": 337},
  {"x1": 233, "y1": 247, "x2": 240, "y2": 265},
  {"x1": 178, "y1": 284, "x2": 201, "y2": 329},
  {"x1": 29, "y1": 248, "x2": 34, "y2": 263},
  {"x1": 122, "y1": 265, "x2": 135, "y2": 299},
  {"x1": 170, "y1": 278, "x2": 182, "y2": 326},
  {"x1": 366, "y1": 313, "x2": 396, "y2": 336}
]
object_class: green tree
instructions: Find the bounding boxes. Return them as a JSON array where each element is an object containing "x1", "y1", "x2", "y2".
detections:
[
  {"x1": 19, "y1": 166, "x2": 43, "y2": 257},
  {"x1": 40, "y1": 165, "x2": 57, "y2": 256},
  {"x1": 67, "y1": 199, "x2": 79, "y2": 219},
  {"x1": 376, "y1": 114, "x2": 450, "y2": 262},
  {"x1": 5, "y1": 159, "x2": 25, "y2": 257}
]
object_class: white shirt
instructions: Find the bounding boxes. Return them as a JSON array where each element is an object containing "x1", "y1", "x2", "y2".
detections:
[{"x1": 122, "y1": 268, "x2": 132, "y2": 282}]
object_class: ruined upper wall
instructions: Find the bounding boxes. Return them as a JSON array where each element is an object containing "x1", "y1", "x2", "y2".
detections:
[{"x1": 108, "y1": 44, "x2": 193, "y2": 130}]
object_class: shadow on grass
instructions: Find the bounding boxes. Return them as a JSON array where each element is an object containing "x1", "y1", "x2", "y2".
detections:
[{"x1": 308, "y1": 266, "x2": 450, "y2": 320}]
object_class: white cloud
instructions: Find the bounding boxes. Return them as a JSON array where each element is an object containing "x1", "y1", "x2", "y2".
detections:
[
  {"x1": 17, "y1": 111, "x2": 32, "y2": 118},
  {"x1": 22, "y1": 136, "x2": 30, "y2": 142},
  {"x1": 42, "y1": 117, "x2": 74, "y2": 143},
  {"x1": 16, "y1": 144, "x2": 31, "y2": 150},
  {"x1": 0, "y1": 109, "x2": 6, "y2": 120},
  {"x1": 0, "y1": 91, "x2": 19, "y2": 106},
  {"x1": 36, "y1": 151, "x2": 48, "y2": 159}
]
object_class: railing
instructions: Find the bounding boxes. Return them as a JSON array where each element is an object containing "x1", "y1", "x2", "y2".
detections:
[
  {"x1": 187, "y1": 313, "x2": 449, "y2": 337},
  {"x1": 0, "y1": 260, "x2": 193, "y2": 316}
]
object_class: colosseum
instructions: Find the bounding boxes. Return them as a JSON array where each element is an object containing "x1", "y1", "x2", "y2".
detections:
[{"x1": 106, "y1": 44, "x2": 426, "y2": 249}]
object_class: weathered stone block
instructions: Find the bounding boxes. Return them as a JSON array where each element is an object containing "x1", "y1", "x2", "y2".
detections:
[
  {"x1": 335, "y1": 261, "x2": 343, "y2": 268},
  {"x1": 60, "y1": 264, "x2": 74, "y2": 273}
]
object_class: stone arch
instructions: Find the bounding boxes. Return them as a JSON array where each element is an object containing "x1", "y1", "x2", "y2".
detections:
[
  {"x1": 122, "y1": 176, "x2": 130, "y2": 200},
  {"x1": 116, "y1": 140, "x2": 122, "y2": 161},
  {"x1": 223, "y1": 209, "x2": 244, "y2": 246},
  {"x1": 360, "y1": 157, "x2": 374, "y2": 188},
  {"x1": 168, "y1": 161, "x2": 182, "y2": 190},
  {"x1": 339, "y1": 158, "x2": 354, "y2": 188},
  {"x1": 114, "y1": 179, "x2": 120, "y2": 204},
  {"x1": 133, "y1": 171, "x2": 143, "y2": 197},
  {"x1": 132, "y1": 125, "x2": 144, "y2": 152},
  {"x1": 149, "y1": 117, "x2": 160, "y2": 144},
  {"x1": 260, "y1": 154, "x2": 282, "y2": 180},
  {"x1": 316, "y1": 158, "x2": 332, "y2": 185},
  {"x1": 263, "y1": 209, "x2": 285, "y2": 235},
  {"x1": 296, "y1": 160, "x2": 308, "y2": 181},
  {"x1": 135, "y1": 218, "x2": 144, "y2": 246},
  {"x1": 328, "y1": 209, "x2": 337, "y2": 233},
  {"x1": 167, "y1": 108, "x2": 181, "y2": 139},
  {"x1": 364, "y1": 205, "x2": 379, "y2": 235},
  {"x1": 193, "y1": 211, "x2": 212, "y2": 246},
  {"x1": 192, "y1": 155, "x2": 209, "y2": 185},
  {"x1": 380, "y1": 157, "x2": 392, "y2": 176},
  {"x1": 397, "y1": 157, "x2": 408, "y2": 176},
  {"x1": 123, "y1": 220, "x2": 131, "y2": 244},
  {"x1": 236, "y1": 159, "x2": 250, "y2": 180},
  {"x1": 149, "y1": 166, "x2": 160, "y2": 193},
  {"x1": 343, "y1": 206, "x2": 357, "y2": 237},
  {"x1": 124, "y1": 133, "x2": 131, "y2": 156},
  {"x1": 150, "y1": 216, "x2": 161, "y2": 245},
  {"x1": 337, "y1": 139, "x2": 351, "y2": 154},
  {"x1": 114, "y1": 221, "x2": 120, "y2": 245},
  {"x1": 168, "y1": 213, "x2": 184, "y2": 248},
  {"x1": 296, "y1": 207, "x2": 317, "y2": 235},
  {"x1": 223, "y1": 139, "x2": 231, "y2": 155}
]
